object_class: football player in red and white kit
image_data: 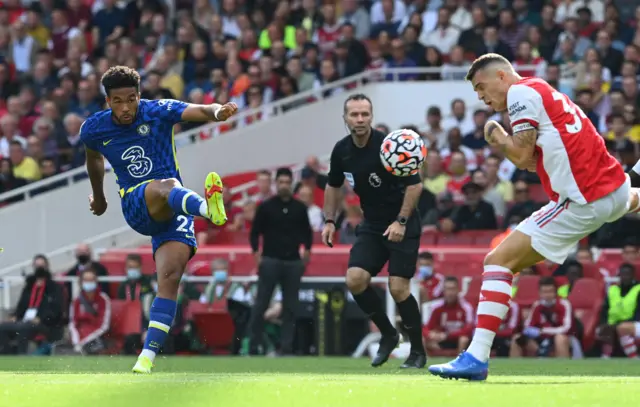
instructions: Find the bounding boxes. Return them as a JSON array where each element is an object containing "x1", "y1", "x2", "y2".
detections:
[{"x1": 429, "y1": 53, "x2": 640, "y2": 381}]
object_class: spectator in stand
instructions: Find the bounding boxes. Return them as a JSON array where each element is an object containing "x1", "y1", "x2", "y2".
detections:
[
  {"x1": 420, "y1": 7, "x2": 460, "y2": 55},
  {"x1": 0, "y1": 255, "x2": 63, "y2": 354},
  {"x1": 252, "y1": 170, "x2": 274, "y2": 204},
  {"x1": 338, "y1": 204, "x2": 363, "y2": 245},
  {"x1": 598, "y1": 264, "x2": 640, "y2": 358},
  {"x1": 287, "y1": 55, "x2": 314, "y2": 93},
  {"x1": 422, "y1": 106, "x2": 447, "y2": 150},
  {"x1": 416, "y1": 251, "x2": 444, "y2": 303},
  {"x1": 444, "y1": 151, "x2": 471, "y2": 203},
  {"x1": 422, "y1": 276, "x2": 474, "y2": 354},
  {"x1": 556, "y1": 260, "x2": 584, "y2": 298},
  {"x1": 386, "y1": 38, "x2": 417, "y2": 81},
  {"x1": 458, "y1": 5, "x2": 487, "y2": 58},
  {"x1": 484, "y1": 154, "x2": 514, "y2": 206},
  {"x1": 442, "y1": 128, "x2": 477, "y2": 171},
  {"x1": 68, "y1": 267, "x2": 111, "y2": 355},
  {"x1": 0, "y1": 157, "x2": 26, "y2": 203},
  {"x1": 117, "y1": 254, "x2": 153, "y2": 301},
  {"x1": 441, "y1": 181, "x2": 497, "y2": 233},
  {"x1": 512, "y1": 40, "x2": 547, "y2": 77},
  {"x1": 9, "y1": 140, "x2": 39, "y2": 182},
  {"x1": 499, "y1": 8, "x2": 527, "y2": 54},
  {"x1": 66, "y1": 243, "x2": 109, "y2": 296},
  {"x1": 200, "y1": 259, "x2": 230, "y2": 304},
  {"x1": 503, "y1": 180, "x2": 542, "y2": 227},
  {"x1": 596, "y1": 29, "x2": 624, "y2": 76},
  {"x1": 471, "y1": 169, "x2": 506, "y2": 218},
  {"x1": 481, "y1": 25, "x2": 514, "y2": 62},
  {"x1": 463, "y1": 109, "x2": 489, "y2": 152},
  {"x1": 422, "y1": 149, "x2": 450, "y2": 197},
  {"x1": 402, "y1": 24, "x2": 425, "y2": 67},
  {"x1": 297, "y1": 184, "x2": 323, "y2": 232},
  {"x1": 441, "y1": 45, "x2": 469, "y2": 81},
  {"x1": 510, "y1": 277, "x2": 580, "y2": 358},
  {"x1": 337, "y1": 0, "x2": 371, "y2": 40},
  {"x1": 442, "y1": 99, "x2": 475, "y2": 136},
  {"x1": 370, "y1": 0, "x2": 401, "y2": 40}
]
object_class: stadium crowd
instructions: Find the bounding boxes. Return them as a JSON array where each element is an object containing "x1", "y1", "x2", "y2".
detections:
[{"x1": 1, "y1": 0, "x2": 640, "y2": 358}]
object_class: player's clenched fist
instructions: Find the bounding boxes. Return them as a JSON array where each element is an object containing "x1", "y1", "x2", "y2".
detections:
[
  {"x1": 484, "y1": 120, "x2": 508, "y2": 146},
  {"x1": 321, "y1": 222, "x2": 335, "y2": 248},
  {"x1": 89, "y1": 193, "x2": 107, "y2": 216},
  {"x1": 216, "y1": 102, "x2": 239, "y2": 121}
]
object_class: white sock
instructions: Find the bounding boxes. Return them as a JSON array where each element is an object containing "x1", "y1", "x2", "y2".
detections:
[
  {"x1": 620, "y1": 335, "x2": 638, "y2": 358},
  {"x1": 199, "y1": 201, "x2": 208, "y2": 217},
  {"x1": 466, "y1": 265, "x2": 514, "y2": 363},
  {"x1": 140, "y1": 349, "x2": 157, "y2": 362}
]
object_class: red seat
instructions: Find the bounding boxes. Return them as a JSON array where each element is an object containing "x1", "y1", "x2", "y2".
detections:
[
  {"x1": 437, "y1": 232, "x2": 475, "y2": 246},
  {"x1": 192, "y1": 311, "x2": 235, "y2": 354},
  {"x1": 568, "y1": 278, "x2": 605, "y2": 352},
  {"x1": 514, "y1": 275, "x2": 540, "y2": 308},
  {"x1": 105, "y1": 300, "x2": 142, "y2": 354},
  {"x1": 463, "y1": 278, "x2": 482, "y2": 306},
  {"x1": 529, "y1": 184, "x2": 548, "y2": 203}
]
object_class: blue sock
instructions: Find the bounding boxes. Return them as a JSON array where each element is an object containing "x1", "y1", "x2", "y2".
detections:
[
  {"x1": 167, "y1": 187, "x2": 208, "y2": 218},
  {"x1": 141, "y1": 297, "x2": 176, "y2": 361}
]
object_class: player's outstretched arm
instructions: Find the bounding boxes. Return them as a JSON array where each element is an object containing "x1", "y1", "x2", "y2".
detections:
[
  {"x1": 85, "y1": 147, "x2": 108, "y2": 216},
  {"x1": 485, "y1": 120, "x2": 537, "y2": 169},
  {"x1": 180, "y1": 103, "x2": 239, "y2": 122}
]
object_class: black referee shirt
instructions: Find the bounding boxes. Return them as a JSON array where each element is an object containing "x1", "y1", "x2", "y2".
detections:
[
  {"x1": 327, "y1": 129, "x2": 422, "y2": 236},
  {"x1": 250, "y1": 195, "x2": 313, "y2": 260}
]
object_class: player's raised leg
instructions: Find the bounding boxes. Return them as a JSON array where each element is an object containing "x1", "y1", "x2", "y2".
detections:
[
  {"x1": 133, "y1": 240, "x2": 192, "y2": 373},
  {"x1": 144, "y1": 177, "x2": 227, "y2": 226},
  {"x1": 428, "y1": 230, "x2": 543, "y2": 380}
]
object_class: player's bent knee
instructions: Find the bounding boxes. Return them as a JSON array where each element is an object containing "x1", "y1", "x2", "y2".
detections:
[
  {"x1": 346, "y1": 267, "x2": 371, "y2": 294},
  {"x1": 388, "y1": 276, "x2": 410, "y2": 301},
  {"x1": 554, "y1": 334, "x2": 569, "y2": 346},
  {"x1": 616, "y1": 322, "x2": 634, "y2": 336}
]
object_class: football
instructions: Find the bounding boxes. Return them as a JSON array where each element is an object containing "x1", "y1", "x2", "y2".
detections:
[{"x1": 380, "y1": 129, "x2": 427, "y2": 176}]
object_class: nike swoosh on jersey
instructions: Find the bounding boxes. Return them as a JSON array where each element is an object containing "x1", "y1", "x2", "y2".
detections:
[
  {"x1": 185, "y1": 235, "x2": 195, "y2": 239},
  {"x1": 103, "y1": 139, "x2": 113, "y2": 146}
]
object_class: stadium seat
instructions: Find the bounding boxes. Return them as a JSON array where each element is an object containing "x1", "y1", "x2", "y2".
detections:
[
  {"x1": 105, "y1": 300, "x2": 142, "y2": 354},
  {"x1": 191, "y1": 311, "x2": 235, "y2": 354},
  {"x1": 437, "y1": 232, "x2": 475, "y2": 246},
  {"x1": 514, "y1": 275, "x2": 540, "y2": 308},
  {"x1": 568, "y1": 278, "x2": 605, "y2": 352}
]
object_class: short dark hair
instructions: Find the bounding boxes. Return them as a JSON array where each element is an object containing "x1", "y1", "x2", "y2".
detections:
[
  {"x1": 33, "y1": 254, "x2": 49, "y2": 266},
  {"x1": 565, "y1": 260, "x2": 583, "y2": 271},
  {"x1": 444, "y1": 276, "x2": 459, "y2": 285},
  {"x1": 101, "y1": 66, "x2": 140, "y2": 96},
  {"x1": 9, "y1": 140, "x2": 23, "y2": 149},
  {"x1": 418, "y1": 251, "x2": 433, "y2": 261},
  {"x1": 257, "y1": 169, "x2": 271, "y2": 177},
  {"x1": 126, "y1": 253, "x2": 142, "y2": 264},
  {"x1": 539, "y1": 276, "x2": 556, "y2": 288},
  {"x1": 343, "y1": 93, "x2": 372, "y2": 114},
  {"x1": 465, "y1": 53, "x2": 511, "y2": 82},
  {"x1": 276, "y1": 167, "x2": 293, "y2": 179}
]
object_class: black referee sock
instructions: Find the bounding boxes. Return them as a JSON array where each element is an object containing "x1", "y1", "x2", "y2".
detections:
[
  {"x1": 396, "y1": 294, "x2": 425, "y2": 354},
  {"x1": 353, "y1": 286, "x2": 397, "y2": 336}
]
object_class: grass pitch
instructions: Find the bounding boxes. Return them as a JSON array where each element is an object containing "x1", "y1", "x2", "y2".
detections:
[{"x1": 1, "y1": 357, "x2": 639, "y2": 407}]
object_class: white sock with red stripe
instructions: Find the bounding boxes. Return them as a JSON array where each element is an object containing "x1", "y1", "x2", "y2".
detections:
[
  {"x1": 620, "y1": 335, "x2": 638, "y2": 358},
  {"x1": 466, "y1": 265, "x2": 514, "y2": 363}
]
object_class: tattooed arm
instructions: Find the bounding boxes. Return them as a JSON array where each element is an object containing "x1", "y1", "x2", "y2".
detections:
[{"x1": 485, "y1": 120, "x2": 537, "y2": 169}]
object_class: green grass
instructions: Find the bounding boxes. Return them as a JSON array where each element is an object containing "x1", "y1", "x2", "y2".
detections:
[{"x1": 1, "y1": 357, "x2": 639, "y2": 407}]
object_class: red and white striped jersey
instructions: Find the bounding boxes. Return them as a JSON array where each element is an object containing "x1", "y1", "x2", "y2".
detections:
[{"x1": 507, "y1": 77, "x2": 626, "y2": 204}]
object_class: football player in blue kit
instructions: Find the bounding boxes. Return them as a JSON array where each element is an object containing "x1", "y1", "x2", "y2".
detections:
[{"x1": 80, "y1": 66, "x2": 238, "y2": 373}]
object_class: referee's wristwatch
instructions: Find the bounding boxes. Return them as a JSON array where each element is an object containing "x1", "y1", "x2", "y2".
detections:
[{"x1": 396, "y1": 216, "x2": 408, "y2": 226}]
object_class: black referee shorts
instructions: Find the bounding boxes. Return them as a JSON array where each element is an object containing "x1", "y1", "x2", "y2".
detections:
[{"x1": 347, "y1": 231, "x2": 420, "y2": 279}]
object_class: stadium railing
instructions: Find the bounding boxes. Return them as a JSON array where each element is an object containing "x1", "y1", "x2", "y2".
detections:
[{"x1": 0, "y1": 275, "x2": 422, "y2": 326}]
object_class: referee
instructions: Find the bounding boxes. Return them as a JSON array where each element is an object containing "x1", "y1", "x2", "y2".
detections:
[
  {"x1": 322, "y1": 94, "x2": 426, "y2": 368},
  {"x1": 248, "y1": 167, "x2": 313, "y2": 355}
]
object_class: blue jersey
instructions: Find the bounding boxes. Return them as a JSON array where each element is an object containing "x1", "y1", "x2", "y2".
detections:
[{"x1": 80, "y1": 99, "x2": 188, "y2": 195}]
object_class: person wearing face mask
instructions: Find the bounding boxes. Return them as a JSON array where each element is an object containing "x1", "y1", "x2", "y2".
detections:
[
  {"x1": 68, "y1": 268, "x2": 111, "y2": 355},
  {"x1": 0, "y1": 254, "x2": 64, "y2": 354},
  {"x1": 200, "y1": 258, "x2": 230, "y2": 304},
  {"x1": 510, "y1": 277, "x2": 580, "y2": 358},
  {"x1": 416, "y1": 252, "x2": 444, "y2": 303},
  {"x1": 117, "y1": 254, "x2": 153, "y2": 301},
  {"x1": 65, "y1": 243, "x2": 110, "y2": 297},
  {"x1": 248, "y1": 167, "x2": 312, "y2": 356},
  {"x1": 598, "y1": 264, "x2": 640, "y2": 359}
]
